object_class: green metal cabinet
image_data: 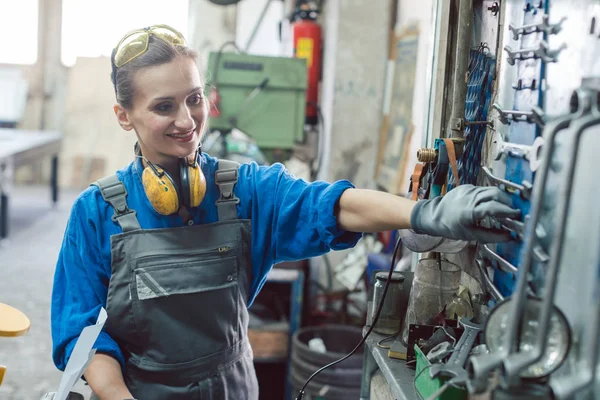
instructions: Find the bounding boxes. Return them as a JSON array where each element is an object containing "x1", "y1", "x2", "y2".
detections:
[{"x1": 206, "y1": 52, "x2": 308, "y2": 150}]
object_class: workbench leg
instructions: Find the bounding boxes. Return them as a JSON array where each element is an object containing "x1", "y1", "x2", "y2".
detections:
[
  {"x1": 360, "y1": 343, "x2": 377, "y2": 399},
  {"x1": 0, "y1": 192, "x2": 8, "y2": 239},
  {"x1": 51, "y1": 155, "x2": 59, "y2": 205}
]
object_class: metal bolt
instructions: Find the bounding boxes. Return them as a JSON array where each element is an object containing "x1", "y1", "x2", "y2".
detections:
[{"x1": 487, "y1": 2, "x2": 500, "y2": 16}]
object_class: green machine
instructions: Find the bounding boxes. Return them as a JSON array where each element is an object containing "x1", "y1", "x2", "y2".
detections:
[{"x1": 206, "y1": 52, "x2": 308, "y2": 153}]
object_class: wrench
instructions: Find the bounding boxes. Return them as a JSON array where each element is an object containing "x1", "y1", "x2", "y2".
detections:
[
  {"x1": 481, "y1": 166, "x2": 533, "y2": 199},
  {"x1": 429, "y1": 318, "x2": 482, "y2": 386}
]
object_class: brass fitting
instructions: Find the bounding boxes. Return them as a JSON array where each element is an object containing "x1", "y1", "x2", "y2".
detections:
[{"x1": 417, "y1": 148, "x2": 437, "y2": 163}]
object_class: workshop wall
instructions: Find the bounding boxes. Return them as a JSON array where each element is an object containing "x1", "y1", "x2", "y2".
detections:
[{"x1": 318, "y1": 0, "x2": 394, "y2": 188}]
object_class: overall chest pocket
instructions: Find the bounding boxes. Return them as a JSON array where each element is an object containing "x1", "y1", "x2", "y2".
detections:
[{"x1": 130, "y1": 251, "x2": 241, "y2": 366}]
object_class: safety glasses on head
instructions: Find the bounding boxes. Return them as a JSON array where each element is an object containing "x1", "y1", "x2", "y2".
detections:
[
  {"x1": 112, "y1": 24, "x2": 186, "y2": 68},
  {"x1": 110, "y1": 24, "x2": 186, "y2": 96}
]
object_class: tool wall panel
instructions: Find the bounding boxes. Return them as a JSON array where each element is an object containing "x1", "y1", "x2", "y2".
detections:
[{"x1": 481, "y1": 0, "x2": 600, "y2": 397}]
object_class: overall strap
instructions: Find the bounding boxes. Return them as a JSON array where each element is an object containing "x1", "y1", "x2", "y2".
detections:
[
  {"x1": 215, "y1": 160, "x2": 240, "y2": 221},
  {"x1": 92, "y1": 175, "x2": 141, "y2": 232}
]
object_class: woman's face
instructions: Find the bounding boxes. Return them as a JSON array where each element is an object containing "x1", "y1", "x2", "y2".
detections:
[{"x1": 115, "y1": 56, "x2": 207, "y2": 168}]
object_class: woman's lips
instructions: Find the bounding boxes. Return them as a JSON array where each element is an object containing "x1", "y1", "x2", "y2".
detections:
[{"x1": 168, "y1": 129, "x2": 195, "y2": 142}]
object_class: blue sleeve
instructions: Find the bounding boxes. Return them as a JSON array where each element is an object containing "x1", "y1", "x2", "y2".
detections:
[
  {"x1": 236, "y1": 162, "x2": 363, "y2": 303},
  {"x1": 51, "y1": 191, "x2": 125, "y2": 371}
]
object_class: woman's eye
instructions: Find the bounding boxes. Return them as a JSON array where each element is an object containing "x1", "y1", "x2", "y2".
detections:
[
  {"x1": 155, "y1": 103, "x2": 172, "y2": 112},
  {"x1": 188, "y1": 94, "x2": 204, "y2": 105}
]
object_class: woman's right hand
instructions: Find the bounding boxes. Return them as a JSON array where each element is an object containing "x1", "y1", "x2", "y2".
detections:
[{"x1": 410, "y1": 184, "x2": 522, "y2": 242}]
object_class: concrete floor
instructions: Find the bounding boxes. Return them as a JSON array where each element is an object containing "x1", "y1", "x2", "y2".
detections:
[{"x1": 0, "y1": 185, "x2": 91, "y2": 400}]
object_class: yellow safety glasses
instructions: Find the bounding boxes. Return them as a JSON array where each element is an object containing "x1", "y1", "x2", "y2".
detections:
[{"x1": 112, "y1": 24, "x2": 187, "y2": 68}]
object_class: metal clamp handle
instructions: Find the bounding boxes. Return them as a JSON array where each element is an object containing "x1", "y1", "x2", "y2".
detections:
[
  {"x1": 508, "y1": 15, "x2": 566, "y2": 40},
  {"x1": 493, "y1": 103, "x2": 545, "y2": 127},
  {"x1": 504, "y1": 40, "x2": 566, "y2": 66}
]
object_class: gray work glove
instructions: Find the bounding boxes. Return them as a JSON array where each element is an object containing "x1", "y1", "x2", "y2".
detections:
[{"x1": 410, "y1": 184, "x2": 521, "y2": 243}]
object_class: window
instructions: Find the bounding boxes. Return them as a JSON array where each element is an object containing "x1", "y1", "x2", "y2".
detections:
[
  {"x1": 61, "y1": 0, "x2": 189, "y2": 67},
  {"x1": 0, "y1": 0, "x2": 39, "y2": 65}
]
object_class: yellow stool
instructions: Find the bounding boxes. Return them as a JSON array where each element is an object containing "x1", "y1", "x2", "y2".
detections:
[{"x1": 0, "y1": 302, "x2": 31, "y2": 386}]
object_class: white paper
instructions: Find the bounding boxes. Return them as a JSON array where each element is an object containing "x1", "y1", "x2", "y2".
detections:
[{"x1": 55, "y1": 308, "x2": 107, "y2": 400}]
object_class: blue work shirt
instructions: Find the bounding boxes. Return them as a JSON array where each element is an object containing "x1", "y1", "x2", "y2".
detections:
[{"x1": 51, "y1": 153, "x2": 362, "y2": 371}]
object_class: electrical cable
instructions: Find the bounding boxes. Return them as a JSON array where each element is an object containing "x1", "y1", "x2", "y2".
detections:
[
  {"x1": 413, "y1": 364, "x2": 433, "y2": 400},
  {"x1": 424, "y1": 378, "x2": 459, "y2": 400},
  {"x1": 376, "y1": 331, "x2": 400, "y2": 349},
  {"x1": 295, "y1": 236, "x2": 403, "y2": 400}
]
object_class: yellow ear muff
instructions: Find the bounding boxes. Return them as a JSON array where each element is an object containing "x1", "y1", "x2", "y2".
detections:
[
  {"x1": 141, "y1": 165, "x2": 180, "y2": 215},
  {"x1": 187, "y1": 163, "x2": 207, "y2": 208}
]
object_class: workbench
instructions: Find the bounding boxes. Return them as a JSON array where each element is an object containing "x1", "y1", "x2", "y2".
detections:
[
  {"x1": 361, "y1": 328, "x2": 418, "y2": 400},
  {"x1": 0, "y1": 128, "x2": 62, "y2": 239}
]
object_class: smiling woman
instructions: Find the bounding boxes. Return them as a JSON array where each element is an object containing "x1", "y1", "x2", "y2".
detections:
[{"x1": 50, "y1": 22, "x2": 521, "y2": 400}]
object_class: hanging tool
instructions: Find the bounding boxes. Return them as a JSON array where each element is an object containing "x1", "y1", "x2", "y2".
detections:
[
  {"x1": 481, "y1": 166, "x2": 533, "y2": 199},
  {"x1": 508, "y1": 15, "x2": 567, "y2": 40},
  {"x1": 468, "y1": 88, "x2": 592, "y2": 389},
  {"x1": 492, "y1": 103, "x2": 545, "y2": 127},
  {"x1": 429, "y1": 318, "x2": 482, "y2": 386},
  {"x1": 501, "y1": 91, "x2": 599, "y2": 388},
  {"x1": 503, "y1": 40, "x2": 566, "y2": 66}
]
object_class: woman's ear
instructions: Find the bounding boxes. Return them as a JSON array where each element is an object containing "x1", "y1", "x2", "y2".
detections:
[{"x1": 114, "y1": 104, "x2": 134, "y2": 131}]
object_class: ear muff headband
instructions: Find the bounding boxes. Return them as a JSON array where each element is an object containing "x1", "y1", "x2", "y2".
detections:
[{"x1": 179, "y1": 158, "x2": 191, "y2": 209}]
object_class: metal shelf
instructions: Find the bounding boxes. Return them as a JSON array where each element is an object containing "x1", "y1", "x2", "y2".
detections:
[{"x1": 361, "y1": 329, "x2": 417, "y2": 400}]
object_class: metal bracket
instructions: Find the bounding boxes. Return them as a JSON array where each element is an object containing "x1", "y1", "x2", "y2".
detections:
[
  {"x1": 512, "y1": 78, "x2": 538, "y2": 91},
  {"x1": 508, "y1": 15, "x2": 567, "y2": 40},
  {"x1": 492, "y1": 103, "x2": 545, "y2": 127},
  {"x1": 504, "y1": 40, "x2": 567, "y2": 66},
  {"x1": 481, "y1": 166, "x2": 533, "y2": 199}
]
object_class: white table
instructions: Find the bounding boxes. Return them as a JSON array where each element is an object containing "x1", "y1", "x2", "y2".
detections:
[{"x1": 0, "y1": 128, "x2": 62, "y2": 238}]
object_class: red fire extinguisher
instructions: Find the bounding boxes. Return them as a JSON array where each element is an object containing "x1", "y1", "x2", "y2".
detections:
[{"x1": 291, "y1": 3, "x2": 322, "y2": 125}]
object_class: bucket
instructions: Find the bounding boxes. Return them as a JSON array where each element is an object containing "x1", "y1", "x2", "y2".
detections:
[{"x1": 290, "y1": 325, "x2": 363, "y2": 399}]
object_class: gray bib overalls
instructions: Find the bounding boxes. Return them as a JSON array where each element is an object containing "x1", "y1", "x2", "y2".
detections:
[{"x1": 93, "y1": 160, "x2": 259, "y2": 399}]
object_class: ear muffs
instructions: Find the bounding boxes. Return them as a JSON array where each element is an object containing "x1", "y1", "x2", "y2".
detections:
[
  {"x1": 141, "y1": 164, "x2": 181, "y2": 216},
  {"x1": 180, "y1": 158, "x2": 207, "y2": 209},
  {"x1": 141, "y1": 157, "x2": 207, "y2": 215}
]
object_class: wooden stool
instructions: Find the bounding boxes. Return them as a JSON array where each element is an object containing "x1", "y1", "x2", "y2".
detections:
[{"x1": 0, "y1": 303, "x2": 31, "y2": 386}]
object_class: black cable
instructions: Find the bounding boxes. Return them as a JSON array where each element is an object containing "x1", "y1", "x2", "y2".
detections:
[{"x1": 295, "y1": 236, "x2": 403, "y2": 399}]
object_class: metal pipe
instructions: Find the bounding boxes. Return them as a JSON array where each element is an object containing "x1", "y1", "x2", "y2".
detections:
[
  {"x1": 469, "y1": 89, "x2": 591, "y2": 384},
  {"x1": 501, "y1": 91, "x2": 598, "y2": 385},
  {"x1": 446, "y1": 0, "x2": 472, "y2": 139}
]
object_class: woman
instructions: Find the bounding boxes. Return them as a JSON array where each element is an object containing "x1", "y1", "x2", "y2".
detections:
[{"x1": 51, "y1": 25, "x2": 519, "y2": 400}]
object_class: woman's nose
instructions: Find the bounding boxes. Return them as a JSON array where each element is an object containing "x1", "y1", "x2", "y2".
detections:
[{"x1": 174, "y1": 105, "x2": 195, "y2": 130}]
